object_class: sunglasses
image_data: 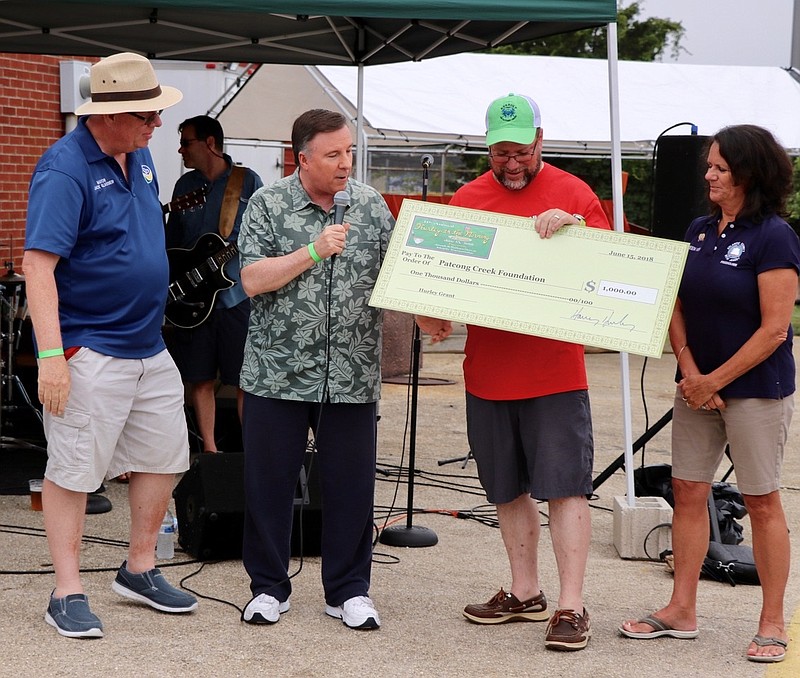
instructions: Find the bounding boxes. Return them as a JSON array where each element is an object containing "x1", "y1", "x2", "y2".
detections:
[{"x1": 126, "y1": 110, "x2": 163, "y2": 126}]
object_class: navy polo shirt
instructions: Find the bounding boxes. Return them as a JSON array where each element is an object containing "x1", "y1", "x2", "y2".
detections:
[
  {"x1": 25, "y1": 117, "x2": 168, "y2": 359},
  {"x1": 678, "y1": 213, "x2": 800, "y2": 399}
]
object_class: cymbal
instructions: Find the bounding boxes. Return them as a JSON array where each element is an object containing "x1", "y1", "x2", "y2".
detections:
[{"x1": 0, "y1": 271, "x2": 25, "y2": 285}]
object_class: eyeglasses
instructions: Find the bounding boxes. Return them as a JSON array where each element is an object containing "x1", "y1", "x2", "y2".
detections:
[
  {"x1": 489, "y1": 150, "x2": 535, "y2": 164},
  {"x1": 179, "y1": 138, "x2": 201, "y2": 148},
  {"x1": 126, "y1": 110, "x2": 163, "y2": 126}
]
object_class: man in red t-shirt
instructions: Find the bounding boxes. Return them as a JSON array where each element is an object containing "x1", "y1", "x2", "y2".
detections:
[{"x1": 417, "y1": 93, "x2": 610, "y2": 652}]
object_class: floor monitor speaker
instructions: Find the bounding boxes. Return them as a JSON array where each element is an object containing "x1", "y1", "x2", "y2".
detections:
[{"x1": 174, "y1": 450, "x2": 321, "y2": 560}]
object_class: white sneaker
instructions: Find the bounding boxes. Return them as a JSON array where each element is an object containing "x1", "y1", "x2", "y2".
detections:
[
  {"x1": 325, "y1": 595, "x2": 381, "y2": 630},
  {"x1": 242, "y1": 593, "x2": 290, "y2": 624}
]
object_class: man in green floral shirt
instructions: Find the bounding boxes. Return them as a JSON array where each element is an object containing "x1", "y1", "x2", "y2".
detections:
[{"x1": 238, "y1": 109, "x2": 394, "y2": 630}]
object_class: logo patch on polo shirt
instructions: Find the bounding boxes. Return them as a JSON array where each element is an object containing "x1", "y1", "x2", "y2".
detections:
[
  {"x1": 141, "y1": 164, "x2": 154, "y2": 183},
  {"x1": 724, "y1": 241, "x2": 745, "y2": 263}
]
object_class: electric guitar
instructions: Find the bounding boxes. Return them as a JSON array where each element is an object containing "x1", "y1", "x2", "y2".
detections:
[
  {"x1": 165, "y1": 232, "x2": 238, "y2": 329},
  {"x1": 162, "y1": 186, "x2": 209, "y2": 215}
]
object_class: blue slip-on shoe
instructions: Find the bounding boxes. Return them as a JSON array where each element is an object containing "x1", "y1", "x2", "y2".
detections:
[
  {"x1": 112, "y1": 560, "x2": 198, "y2": 613},
  {"x1": 45, "y1": 591, "x2": 104, "y2": 638}
]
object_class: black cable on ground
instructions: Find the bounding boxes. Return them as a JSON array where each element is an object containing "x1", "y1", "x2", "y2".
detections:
[
  {"x1": 643, "y1": 522, "x2": 673, "y2": 562},
  {"x1": 178, "y1": 561, "x2": 243, "y2": 614}
]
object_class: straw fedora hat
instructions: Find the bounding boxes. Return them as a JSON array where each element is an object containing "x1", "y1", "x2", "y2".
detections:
[{"x1": 75, "y1": 52, "x2": 182, "y2": 116}]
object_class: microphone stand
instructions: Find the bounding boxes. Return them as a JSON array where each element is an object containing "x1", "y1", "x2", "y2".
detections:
[{"x1": 379, "y1": 155, "x2": 438, "y2": 548}]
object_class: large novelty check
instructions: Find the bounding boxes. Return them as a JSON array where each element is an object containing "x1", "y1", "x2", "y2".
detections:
[{"x1": 369, "y1": 199, "x2": 689, "y2": 358}]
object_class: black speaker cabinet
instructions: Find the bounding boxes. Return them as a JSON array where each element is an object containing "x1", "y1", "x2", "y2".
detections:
[
  {"x1": 173, "y1": 451, "x2": 322, "y2": 560},
  {"x1": 173, "y1": 453, "x2": 245, "y2": 560},
  {"x1": 652, "y1": 135, "x2": 710, "y2": 242}
]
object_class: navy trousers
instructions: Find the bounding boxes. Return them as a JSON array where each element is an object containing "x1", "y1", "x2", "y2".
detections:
[{"x1": 241, "y1": 394, "x2": 377, "y2": 606}]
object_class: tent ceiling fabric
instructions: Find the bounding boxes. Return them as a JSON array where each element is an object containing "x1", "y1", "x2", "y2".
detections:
[{"x1": 0, "y1": 0, "x2": 615, "y2": 65}]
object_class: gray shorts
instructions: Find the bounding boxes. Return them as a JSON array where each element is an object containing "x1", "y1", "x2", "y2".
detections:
[
  {"x1": 671, "y1": 388, "x2": 794, "y2": 495},
  {"x1": 465, "y1": 390, "x2": 594, "y2": 504},
  {"x1": 170, "y1": 298, "x2": 249, "y2": 385},
  {"x1": 43, "y1": 348, "x2": 190, "y2": 492}
]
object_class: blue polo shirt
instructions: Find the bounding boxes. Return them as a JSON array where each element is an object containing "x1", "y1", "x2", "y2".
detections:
[
  {"x1": 678, "y1": 213, "x2": 800, "y2": 399},
  {"x1": 25, "y1": 117, "x2": 168, "y2": 359}
]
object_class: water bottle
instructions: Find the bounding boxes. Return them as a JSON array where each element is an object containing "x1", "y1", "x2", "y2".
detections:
[{"x1": 156, "y1": 508, "x2": 176, "y2": 560}]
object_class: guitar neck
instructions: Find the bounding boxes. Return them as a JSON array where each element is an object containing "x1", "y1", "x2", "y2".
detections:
[
  {"x1": 213, "y1": 242, "x2": 239, "y2": 268},
  {"x1": 163, "y1": 186, "x2": 209, "y2": 214}
]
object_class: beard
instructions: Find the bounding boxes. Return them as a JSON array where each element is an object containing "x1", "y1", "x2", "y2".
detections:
[{"x1": 492, "y1": 161, "x2": 542, "y2": 191}]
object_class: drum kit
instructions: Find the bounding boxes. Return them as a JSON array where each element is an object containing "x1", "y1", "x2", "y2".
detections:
[{"x1": 0, "y1": 260, "x2": 44, "y2": 450}]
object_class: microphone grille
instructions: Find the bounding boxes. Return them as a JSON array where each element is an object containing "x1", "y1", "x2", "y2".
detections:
[{"x1": 333, "y1": 190, "x2": 350, "y2": 207}]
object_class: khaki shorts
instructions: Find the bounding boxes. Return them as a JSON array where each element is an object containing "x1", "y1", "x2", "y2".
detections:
[
  {"x1": 43, "y1": 348, "x2": 189, "y2": 492},
  {"x1": 671, "y1": 388, "x2": 794, "y2": 495}
]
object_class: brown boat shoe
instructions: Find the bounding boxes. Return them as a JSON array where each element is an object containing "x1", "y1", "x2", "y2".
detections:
[
  {"x1": 544, "y1": 607, "x2": 592, "y2": 651},
  {"x1": 463, "y1": 588, "x2": 549, "y2": 624}
]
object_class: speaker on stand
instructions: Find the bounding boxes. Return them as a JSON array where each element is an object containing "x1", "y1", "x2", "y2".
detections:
[
  {"x1": 593, "y1": 132, "x2": 711, "y2": 492},
  {"x1": 651, "y1": 134, "x2": 710, "y2": 242}
]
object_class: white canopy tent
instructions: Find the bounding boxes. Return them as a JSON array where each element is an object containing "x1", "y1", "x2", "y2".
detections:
[{"x1": 219, "y1": 52, "x2": 800, "y2": 157}]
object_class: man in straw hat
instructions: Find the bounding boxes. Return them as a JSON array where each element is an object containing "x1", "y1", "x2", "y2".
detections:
[
  {"x1": 416, "y1": 93, "x2": 610, "y2": 651},
  {"x1": 23, "y1": 52, "x2": 198, "y2": 639}
]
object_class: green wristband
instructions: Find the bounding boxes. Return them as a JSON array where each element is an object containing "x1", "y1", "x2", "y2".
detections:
[
  {"x1": 307, "y1": 242, "x2": 323, "y2": 263},
  {"x1": 38, "y1": 347, "x2": 65, "y2": 359}
]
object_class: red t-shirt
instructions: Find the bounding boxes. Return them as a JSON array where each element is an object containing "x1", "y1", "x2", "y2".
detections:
[{"x1": 449, "y1": 164, "x2": 611, "y2": 400}]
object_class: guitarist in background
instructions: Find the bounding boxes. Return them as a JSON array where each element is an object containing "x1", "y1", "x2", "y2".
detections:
[{"x1": 166, "y1": 116, "x2": 263, "y2": 454}]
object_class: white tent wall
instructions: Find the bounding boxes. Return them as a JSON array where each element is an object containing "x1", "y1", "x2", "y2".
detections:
[{"x1": 219, "y1": 53, "x2": 800, "y2": 160}]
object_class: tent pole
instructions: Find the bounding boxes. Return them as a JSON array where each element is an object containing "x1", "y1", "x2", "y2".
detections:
[
  {"x1": 356, "y1": 64, "x2": 367, "y2": 183},
  {"x1": 605, "y1": 21, "x2": 636, "y2": 508}
]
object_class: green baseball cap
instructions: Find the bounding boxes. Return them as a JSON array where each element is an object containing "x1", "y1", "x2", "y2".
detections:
[{"x1": 485, "y1": 93, "x2": 541, "y2": 146}]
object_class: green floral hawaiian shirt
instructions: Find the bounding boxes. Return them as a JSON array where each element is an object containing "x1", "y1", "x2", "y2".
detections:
[{"x1": 238, "y1": 172, "x2": 395, "y2": 403}]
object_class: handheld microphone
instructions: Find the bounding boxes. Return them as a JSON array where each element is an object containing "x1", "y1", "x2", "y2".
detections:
[
  {"x1": 333, "y1": 190, "x2": 350, "y2": 225},
  {"x1": 421, "y1": 154, "x2": 434, "y2": 169},
  {"x1": 331, "y1": 190, "x2": 350, "y2": 262}
]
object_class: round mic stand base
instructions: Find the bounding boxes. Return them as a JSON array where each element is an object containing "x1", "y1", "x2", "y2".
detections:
[{"x1": 379, "y1": 524, "x2": 438, "y2": 548}]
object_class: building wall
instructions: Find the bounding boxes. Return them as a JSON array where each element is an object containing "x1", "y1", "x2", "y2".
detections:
[
  {"x1": 0, "y1": 54, "x2": 78, "y2": 272},
  {"x1": 0, "y1": 55, "x2": 276, "y2": 274}
]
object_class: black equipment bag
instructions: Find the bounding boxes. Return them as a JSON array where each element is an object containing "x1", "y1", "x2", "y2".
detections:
[{"x1": 701, "y1": 541, "x2": 760, "y2": 586}]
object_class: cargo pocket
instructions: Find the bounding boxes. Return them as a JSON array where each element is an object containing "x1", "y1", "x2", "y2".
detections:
[{"x1": 49, "y1": 408, "x2": 93, "y2": 472}]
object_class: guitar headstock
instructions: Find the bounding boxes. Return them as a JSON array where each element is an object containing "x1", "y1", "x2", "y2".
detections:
[{"x1": 163, "y1": 185, "x2": 210, "y2": 214}]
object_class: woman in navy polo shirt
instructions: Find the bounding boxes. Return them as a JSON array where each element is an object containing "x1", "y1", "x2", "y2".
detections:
[{"x1": 621, "y1": 125, "x2": 800, "y2": 664}]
